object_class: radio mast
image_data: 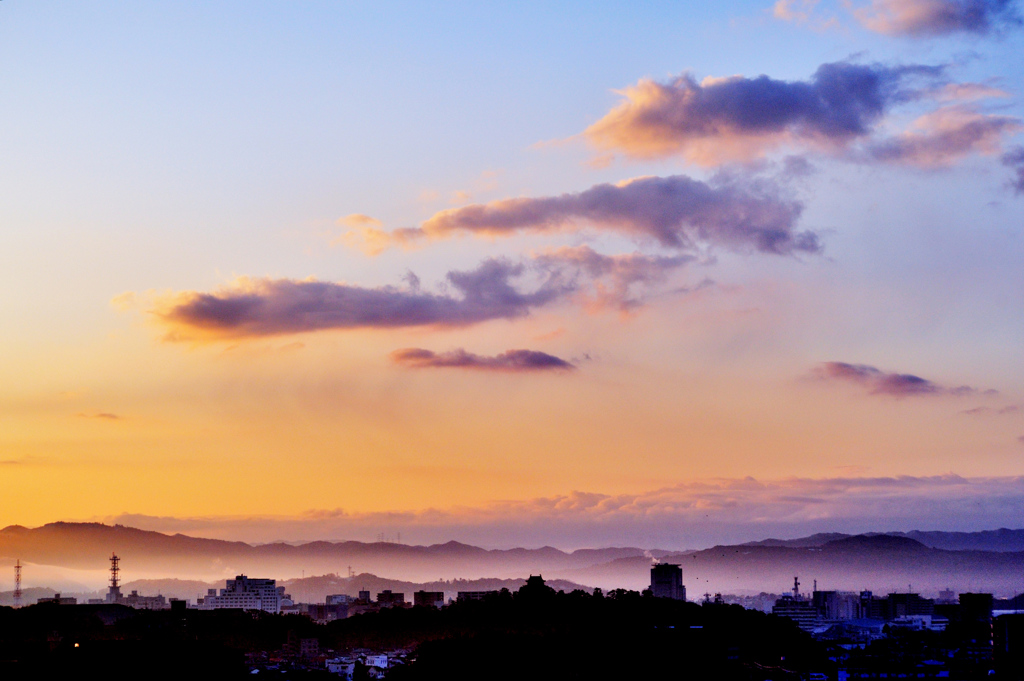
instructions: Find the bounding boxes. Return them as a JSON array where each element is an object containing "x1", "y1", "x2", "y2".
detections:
[{"x1": 13, "y1": 560, "x2": 22, "y2": 607}]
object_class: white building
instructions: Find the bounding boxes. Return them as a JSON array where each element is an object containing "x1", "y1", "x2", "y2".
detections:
[
  {"x1": 197, "y1": 575, "x2": 287, "y2": 614},
  {"x1": 365, "y1": 654, "x2": 388, "y2": 669}
]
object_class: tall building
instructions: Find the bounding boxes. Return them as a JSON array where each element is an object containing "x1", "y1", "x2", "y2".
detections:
[
  {"x1": 772, "y1": 577, "x2": 819, "y2": 632},
  {"x1": 197, "y1": 575, "x2": 287, "y2": 613},
  {"x1": 376, "y1": 590, "x2": 406, "y2": 607},
  {"x1": 414, "y1": 590, "x2": 445, "y2": 608},
  {"x1": 650, "y1": 563, "x2": 686, "y2": 600}
]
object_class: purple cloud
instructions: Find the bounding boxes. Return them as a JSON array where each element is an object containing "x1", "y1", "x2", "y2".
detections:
[
  {"x1": 533, "y1": 246, "x2": 692, "y2": 312},
  {"x1": 814, "y1": 362, "x2": 985, "y2": 397},
  {"x1": 391, "y1": 348, "x2": 575, "y2": 372},
  {"x1": 1003, "y1": 146, "x2": 1024, "y2": 194},
  {"x1": 584, "y1": 61, "x2": 941, "y2": 164},
  {"x1": 851, "y1": 0, "x2": 1021, "y2": 37},
  {"x1": 867, "y1": 107, "x2": 1022, "y2": 167},
  {"x1": 391, "y1": 174, "x2": 816, "y2": 255},
  {"x1": 154, "y1": 259, "x2": 571, "y2": 340}
]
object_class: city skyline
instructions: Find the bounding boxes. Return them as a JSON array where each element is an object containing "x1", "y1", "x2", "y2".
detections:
[{"x1": 2, "y1": 1, "x2": 1024, "y2": 549}]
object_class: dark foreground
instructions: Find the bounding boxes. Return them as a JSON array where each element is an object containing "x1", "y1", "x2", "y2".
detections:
[{"x1": 1, "y1": 582, "x2": 1021, "y2": 680}]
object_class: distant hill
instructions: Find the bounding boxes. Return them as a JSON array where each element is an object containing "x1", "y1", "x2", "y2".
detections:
[
  {"x1": 742, "y1": 533, "x2": 851, "y2": 548},
  {"x1": 741, "y1": 529, "x2": 1024, "y2": 552},
  {"x1": 4, "y1": 522, "x2": 1024, "y2": 597},
  {"x1": 0, "y1": 587, "x2": 61, "y2": 606},
  {"x1": 567, "y1": 534, "x2": 1024, "y2": 594},
  {"x1": 899, "y1": 529, "x2": 1024, "y2": 552},
  {"x1": 0, "y1": 522, "x2": 648, "y2": 582}
]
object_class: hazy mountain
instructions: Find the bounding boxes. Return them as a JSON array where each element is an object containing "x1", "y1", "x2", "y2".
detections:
[
  {"x1": 742, "y1": 533, "x2": 852, "y2": 548},
  {"x1": 0, "y1": 587, "x2": 63, "y2": 606},
  {"x1": 5, "y1": 523, "x2": 1024, "y2": 598},
  {"x1": 741, "y1": 529, "x2": 1024, "y2": 552},
  {"x1": 0, "y1": 522, "x2": 650, "y2": 582},
  {"x1": 898, "y1": 529, "x2": 1024, "y2": 552},
  {"x1": 567, "y1": 535, "x2": 1024, "y2": 595}
]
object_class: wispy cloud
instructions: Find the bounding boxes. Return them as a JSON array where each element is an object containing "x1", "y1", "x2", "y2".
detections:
[
  {"x1": 962, "y1": 405, "x2": 1018, "y2": 415},
  {"x1": 348, "y1": 174, "x2": 816, "y2": 256},
  {"x1": 850, "y1": 0, "x2": 1021, "y2": 37},
  {"x1": 391, "y1": 348, "x2": 575, "y2": 372},
  {"x1": 1003, "y1": 146, "x2": 1024, "y2": 194},
  {"x1": 534, "y1": 246, "x2": 693, "y2": 313},
  {"x1": 813, "y1": 361, "x2": 989, "y2": 397},
  {"x1": 104, "y1": 475, "x2": 1024, "y2": 548},
  {"x1": 866, "y1": 107, "x2": 1022, "y2": 167},
  {"x1": 147, "y1": 259, "x2": 571, "y2": 341},
  {"x1": 76, "y1": 412, "x2": 122, "y2": 420}
]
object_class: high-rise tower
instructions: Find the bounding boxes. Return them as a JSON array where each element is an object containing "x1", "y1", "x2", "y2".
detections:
[{"x1": 650, "y1": 563, "x2": 686, "y2": 600}]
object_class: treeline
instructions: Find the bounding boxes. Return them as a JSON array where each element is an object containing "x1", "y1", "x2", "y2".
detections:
[{"x1": 0, "y1": 584, "x2": 823, "y2": 680}]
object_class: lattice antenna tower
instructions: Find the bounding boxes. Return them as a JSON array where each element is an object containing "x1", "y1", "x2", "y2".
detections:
[
  {"x1": 13, "y1": 560, "x2": 22, "y2": 607},
  {"x1": 110, "y1": 552, "x2": 120, "y2": 590}
]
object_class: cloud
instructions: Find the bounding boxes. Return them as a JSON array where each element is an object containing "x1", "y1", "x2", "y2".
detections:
[
  {"x1": 149, "y1": 259, "x2": 571, "y2": 341},
  {"x1": 104, "y1": 475, "x2": 1024, "y2": 549},
  {"x1": 1003, "y1": 146, "x2": 1024, "y2": 193},
  {"x1": 533, "y1": 245, "x2": 693, "y2": 312},
  {"x1": 927, "y1": 82, "x2": 1010, "y2": 101},
  {"x1": 850, "y1": 0, "x2": 1021, "y2": 37},
  {"x1": 772, "y1": 0, "x2": 842, "y2": 29},
  {"x1": 76, "y1": 412, "x2": 122, "y2": 420},
  {"x1": 813, "y1": 361, "x2": 986, "y2": 396},
  {"x1": 867, "y1": 107, "x2": 1022, "y2": 167},
  {"x1": 962, "y1": 405, "x2": 1018, "y2": 415},
  {"x1": 583, "y1": 61, "x2": 941, "y2": 164},
  {"x1": 774, "y1": 0, "x2": 821, "y2": 22},
  {"x1": 354, "y1": 174, "x2": 816, "y2": 255},
  {"x1": 391, "y1": 348, "x2": 575, "y2": 372}
]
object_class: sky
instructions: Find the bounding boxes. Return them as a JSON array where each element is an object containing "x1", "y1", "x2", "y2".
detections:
[{"x1": 1, "y1": 0, "x2": 1024, "y2": 549}]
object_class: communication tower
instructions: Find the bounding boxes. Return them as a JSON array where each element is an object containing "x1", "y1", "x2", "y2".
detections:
[
  {"x1": 13, "y1": 560, "x2": 22, "y2": 607},
  {"x1": 107, "y1": 552, "x2": 122, "y2": 603}
]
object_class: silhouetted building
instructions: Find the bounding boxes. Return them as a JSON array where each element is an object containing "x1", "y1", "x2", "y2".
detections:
[
  {"x1": 36, "y1": 593, "x2": 76, "y2": 605},
  {"x1": 357, "y1": 590, "x2": 372, "y2": 603},
  {"x1": 197, "y1": 575, "x2": 287, "y2": 613},
  {"x1": 457, "y1": 590, "x2": 498, "y2": 602},
  {"x1": 812, "y1": 590, "x2": 860, "y2": 620},
  {"x1": 376, "y1": 590, "x2": 406, "y2": 607},
  {"x1": 773, "y1": 595, "x2": 819, "y2": 631},
  {"x1": 773, "y1": 577, "x2": 818, "y2": 631},
  {"x1": 122, "y1": 589, "x2": 168, "y2": 610},
  {"x1": 885, "y1": 592, "x2": 934, "y2": 619},
  {"x1": 414, "y1": 590, "x2": 445, "y2": 608},
  {"x1": 958, "y1": 593, "x2": 995, "y2": 662},
  {"x1": 324, "y1": 593, "x2": 351, "y2": 619},
  {"x1": 650, "y1": 563, "x2": 685, "y2": 600}
]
